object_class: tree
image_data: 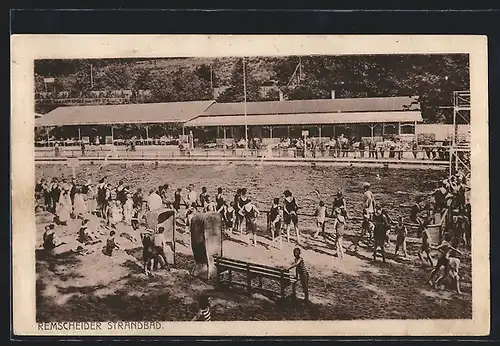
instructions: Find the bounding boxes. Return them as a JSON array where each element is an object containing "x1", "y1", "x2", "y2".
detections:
[{"x1": 216, "y1": 58, "x2": 261, "y2": 103}]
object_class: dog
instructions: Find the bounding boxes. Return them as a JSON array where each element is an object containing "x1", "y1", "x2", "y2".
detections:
[{"x1": 434, "y1": 256, "x2": 462, "y2": 294}]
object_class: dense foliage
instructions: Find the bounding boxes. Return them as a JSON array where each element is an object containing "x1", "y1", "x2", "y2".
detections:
[{"x1": 35, "y1": 54, "x2": 469, "y2": 123}]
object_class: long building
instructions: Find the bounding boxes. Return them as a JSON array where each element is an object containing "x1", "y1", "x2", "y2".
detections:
[{"x1": 35, "y1": 96, "x2": 423, "y2": 144}]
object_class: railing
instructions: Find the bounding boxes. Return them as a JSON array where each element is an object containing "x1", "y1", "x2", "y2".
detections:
[{"x1": 34, "y1": 146, "x2": 462, "y2": 163}]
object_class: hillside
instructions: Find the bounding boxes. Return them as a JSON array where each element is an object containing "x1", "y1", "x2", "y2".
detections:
[{"x1": 34, "y1": 54, "x2": 469, "y2": 123}]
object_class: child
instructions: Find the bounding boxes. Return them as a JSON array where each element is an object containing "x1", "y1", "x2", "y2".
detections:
[
  {"x1": 131, "y1": 206, "x2": 140, "y2": 230},
  {"x1": 199, "y1": 186, "x2": 208, "y2": 208},
  {"x1": 185, "y1": 202, "x2": 198, "y2": 231},
  {"x1": 239, "y1": 200, "x2": 260, "y2": 247},
  {"x1": 269, "y1": 198, "x2": 282, "y2": 241},
  {"x1": 78, "y1": 219, "x2": 93, "y2": 244},
  {"x1": 288, "y1": 247, "x2": 309, "y2": 303},
  {"x1": 191, "y1": 294, "x2": 211, "y2": 321},
  {"x1": 43, "y1": 224, "x2": 60, "y2": 253},
  {"x1": 394, "y1": 216, "x2": 408, "y2": 257},
  {"x1": 108, "y1": 201, "x2": 122, "y2": 229},
  {"x1": 141, "y1": 230, "x2": 155, "y2": 276},
  {"x1": 173, "y1": 187, "x2": 182, "y2": 212},
  {"x1": 313, "y1": 201, "x2": 327, "y2": 238},
  {"x1": 349, "y1": 208, "x2": 374, "y2": 252},
  {"x1": 215, "y1": 187, "x2": 225, "y2": 212},
  {"x1": 417, "y1": 221, "x2": 434, "y2": 266},
  {"x1": 204, "y1": 195, "x2": 217, "y2": 212},
  {"x1": 104, "y1": 230, "x2": 120, "y2": 256},
  {"x1": 283, "y1": 190, "x2": 300, "y2": 244},
  {"x1": 429, "y1": 232, "x2": 463, "y2": 287},
  {"x1": 410, "y1": 196, "x2": 423, "y2": 225},
  {"x1": 332, "y1": 191, "x2": 348, "y2": 218},
  {"x1": 123, "y1": 193, "x2": 134, "y2": 225},
  {"x1": 153, "y1": 227, "x2": 170, "y2": 271},
  {"x1": 221, "y1": 202, "x2": 235, "y2": 234},
  {"x1": 332, "y1": 207, "x2": 346, "y2": 259},
  {"x1": 372, "y1": 206, "x2": 389, "y2": 262}
]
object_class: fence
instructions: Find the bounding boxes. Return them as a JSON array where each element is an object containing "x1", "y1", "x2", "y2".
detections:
[{"x1": 36, "y1": 145, "x2": 459, "y2": 163}]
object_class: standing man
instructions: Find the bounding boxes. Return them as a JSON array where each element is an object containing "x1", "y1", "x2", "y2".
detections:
[
  {"x1": 372, "y1": 206, "x2": 389, "y2": 262},
  {"x1": 362, "y1": 182, "x2": 375, "y2": 221},
  {"x1": 147, "y1": 189, "x2": 163, "y2": 212},
  {"x1": 186, "y1": 184, "x2": 198, "y2": 208}
]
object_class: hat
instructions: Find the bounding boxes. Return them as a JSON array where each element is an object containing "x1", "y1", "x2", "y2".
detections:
[
  {"x1": 362, "y1": 182, "x2": 371, "y2": 188},
  {"x1": 336, "y1": 191, "x2": 343, "y2": 197}
]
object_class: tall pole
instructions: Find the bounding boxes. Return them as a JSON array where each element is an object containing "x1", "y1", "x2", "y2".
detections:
[
  {"x1": 210, "y1": 64, "x2": 213, "y2": 90},
  {"x1": 90, "y1": 64, "x2": 94, "y2": 89},
  {"x1": 298, "y1": 56, "x2": 302, "y2": 85},
  {"x1": 243, "y1": 57, "x2": 248, "y2": 150}
]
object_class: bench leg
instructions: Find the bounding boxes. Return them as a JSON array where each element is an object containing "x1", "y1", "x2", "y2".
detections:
[
  {"x1": 247, "y1": 275, "x2": 252, "y2": 296},
  {"x1": 216, "y1": 265, "x2": 221, "y2": 288},
  {"x1": 258, "y1": 276, "x2": 263, "y2": 289},
  {"x1": 280, "y1": 281, "x2": 285, "y2": 299},
  {"x1": 292, "y1": 282, "x2": 297, "y2": 301},
  {"x1": 229, "y1": 269, "x2": 232, "y2": 284}
]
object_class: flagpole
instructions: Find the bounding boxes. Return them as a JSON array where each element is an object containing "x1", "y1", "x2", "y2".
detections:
[
  {"x1": 243, "y1": 57, "x2": 248, "y2": 150},
  {"x1": 90, "y1": 64, "x2": 94, "y2": 89}
]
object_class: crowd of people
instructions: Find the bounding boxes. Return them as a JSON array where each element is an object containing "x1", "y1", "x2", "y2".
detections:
[{"x1": 36, "y1": 167, "x2": 471, "y2": 314}]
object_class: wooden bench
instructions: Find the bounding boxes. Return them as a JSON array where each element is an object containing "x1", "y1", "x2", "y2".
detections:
[{"x1": 214, "y1": 256, "x2": 297, "y2": 301}]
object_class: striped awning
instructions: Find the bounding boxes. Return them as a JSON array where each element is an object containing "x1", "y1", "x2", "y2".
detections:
[{"x1": 184, "y1": 111, "x2": 423, "y2": 127}]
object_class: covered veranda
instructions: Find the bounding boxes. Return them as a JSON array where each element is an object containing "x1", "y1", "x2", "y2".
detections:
[
  {"x1": 34, "y1": 100, "x2": 215, "y2": 146},
  {"x1": 184, "y1": 111, "x2": 423, "y2": 144}
]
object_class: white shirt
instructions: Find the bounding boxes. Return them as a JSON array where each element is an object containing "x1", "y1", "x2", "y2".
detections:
[
  {"x1": 187, "y1": 190, "x2": 198, "y2": 205},
  {"x1": 147, "y1": 192, "x2": 163, "y2": 211}
]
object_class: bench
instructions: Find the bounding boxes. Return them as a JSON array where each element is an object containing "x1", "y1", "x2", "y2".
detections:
[{"x1": 214, "y1": 256, "x2": 297, "y2": 301}]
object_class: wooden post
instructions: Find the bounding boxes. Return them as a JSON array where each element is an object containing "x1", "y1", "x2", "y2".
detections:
[
  {"x1": 146, "y1": 126, "x2": 149, "y2": 140},
  {"x1": 223, "y1": 127, "x2": 227, "y2": 153},
  {"x1": 172, "y1": 210, "x2": 176, "y2": 266},
  {"x1": 246, "y1": 263, "x2": 252, "y2": 296},
  {"x1": 287, "y1": 125, "x2": 290, "y2": 138},
  {"x1": 398, "y1": 122, "x2": 401, "y2": 136},
  {"x1": 215, "y1": 257, "x2": 220, "y2": 288},
  {"x1": 111, "y1": 126, "x2": 114, "y2": 142},
  {"x1": 370, "y1": 124, "x2": 374, "y2": 139},
  {"x1": 269, "y1": 126, "x2": 273, "y2": 140},
  {"x1": 78, "y1": 127, "x2": 81, "y2": 141},
  {"x1": 280, "y1": 271, "x2": 285, "y2": 299},
  {"x1": 414, "y1": 120, "x2": 418, "y2": 144},
  {"x1": 220, "y1": 222, "x2": 223, "y2": 257}
]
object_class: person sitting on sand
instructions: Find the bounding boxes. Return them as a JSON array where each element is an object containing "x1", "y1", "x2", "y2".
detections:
[
  {"x1": 191, "y1": 294, "x2": 212, "y2": 321},
  {"x1": 77, "y1": 219, "x2": 93, "y2": 244},
  {"x1": 107, "y1": 200, "x2": 122, "y2": 229},
  {"x1": 43, "y1": 224, "x2": 62, "y2": 253},
  {"x1": 429, "y1": 232, "x2": 463, "y2": 287},
  {"x1": 103, "y1": 230, "x2": 120, "y2": 256},
  {"x1": 288, "y1": 247, "x2": 309, "y2": 303}
]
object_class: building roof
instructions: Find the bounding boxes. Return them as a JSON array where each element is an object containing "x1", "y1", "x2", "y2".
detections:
[
  {"x1": 185, "y1": 111, "x2": 423, "y2": 127},
  {"x1": 203, "y1": 96, "x2": 420, "y2": 116},
  {"x1": 35, "y1": 100, "x2": 215, "y2": 127}
]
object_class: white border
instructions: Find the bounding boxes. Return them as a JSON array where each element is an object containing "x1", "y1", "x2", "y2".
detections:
[{"x1": 11, "y1": 35, "x2": 490, "y2": 336}]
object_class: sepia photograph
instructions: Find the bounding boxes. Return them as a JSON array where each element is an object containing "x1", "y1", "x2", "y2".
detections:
[{"x1": 11, "y1": 35, "x2": 489, "y2": 336}]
